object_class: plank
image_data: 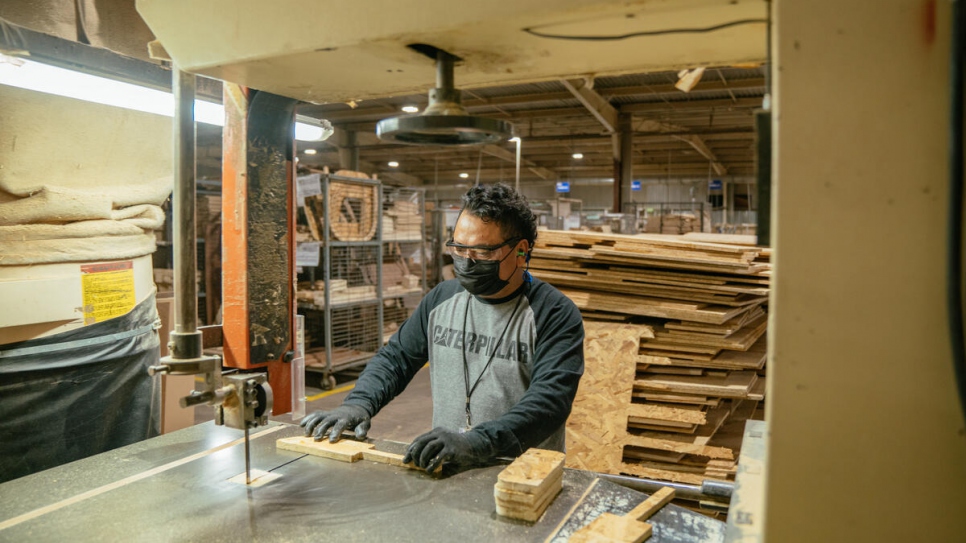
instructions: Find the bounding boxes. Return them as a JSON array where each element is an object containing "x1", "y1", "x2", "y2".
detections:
[
  {"x1": 538, "y1": 229, "x2": 758, "y2": 257},
  {"x1": 531, "y1": 268, "x2": 767, "y2": 306},
  {"x1": 626, "y1": 402, "x2": 708, "y2": 426},
  {"x1": 632, "y1": 391, "x2": 721, "y2": 406},
  {"x1": 276, "y1": 436, "x2": 373, "y2": 462},
  {"x1": 627, "y1": 487, "x2": 676, "y2": 521},
  {"x1": 633, "y1": 370, "x2": 758, "y2": 399},
  {"x1": 561, "y1": 289, "x2": 749, "y2": 325},
  {"x1": 648, "y1": 314, "x2": 767, "y2": 351},
  {"x1": 639, "y1": 336, "x2": 767, "y2": 371},
  {"x1": 530, "y1": 258, "x2": 770, "y2": 286},
  {"x1": 664, "y1": 306, "x2": 766, "y2": 334}
]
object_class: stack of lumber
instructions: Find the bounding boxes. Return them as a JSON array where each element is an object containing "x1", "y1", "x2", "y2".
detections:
[
  {"x1": 383, "y1": 199, "x2": 423, "y2": 241},
  {"x1": 529, "y1": 230, "x2": 769, "y2": 487},
  {"x1": 494, "y1": 449, "x2": 566, "y2": 522},
  {"x1": 644, "y1": 212, "x2": 708, "y2": 234}
]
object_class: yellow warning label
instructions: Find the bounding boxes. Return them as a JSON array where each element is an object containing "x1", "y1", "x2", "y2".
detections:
[{"x1": 81, "y1": 261, "x2": 136, "y2": 325}]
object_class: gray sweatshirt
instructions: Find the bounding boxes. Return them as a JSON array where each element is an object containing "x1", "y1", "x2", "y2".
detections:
[{"x1": 343, "y1": 276, "x2": 585, "y2": 457}]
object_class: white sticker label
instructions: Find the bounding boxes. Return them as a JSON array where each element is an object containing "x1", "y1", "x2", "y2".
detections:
[
  {"x1": 295, "y1": 242, "x2": 320, "y2": 267},
  {"x1": 296, "y1": 173, "x2": 322, "y2": 207}
]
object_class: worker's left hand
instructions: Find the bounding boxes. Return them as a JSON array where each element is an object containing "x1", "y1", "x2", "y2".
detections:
[{"x1": 403, "y1": 427, "x2": 488, "y2": 472}]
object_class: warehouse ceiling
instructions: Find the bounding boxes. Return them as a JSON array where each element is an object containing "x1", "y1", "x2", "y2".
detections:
[
  {"x1": 136, "y1": 0, "x2": 768, "y2": 187},
  {"x1": 291, "y1": 65, "x2": 766, "y2": 186}
]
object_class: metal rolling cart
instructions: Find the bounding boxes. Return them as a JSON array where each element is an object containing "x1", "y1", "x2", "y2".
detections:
[
  {"x1": 297, "y1": 176, "x2": 428, "y2": 389},
  {"x1": 298, "y1": 173, "x2": 384, "y2": 389}
]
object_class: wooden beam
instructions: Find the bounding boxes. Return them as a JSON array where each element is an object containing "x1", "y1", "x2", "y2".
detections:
[
  {"x1": 560, "y1": 78, "x2": 619, "y2": 133},
  {"x1": 676, "y1": 135, "x2": 728, "y2": 176}
]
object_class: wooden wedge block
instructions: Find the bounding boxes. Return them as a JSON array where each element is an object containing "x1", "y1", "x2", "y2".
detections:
[{"x1": 276, "y1": 436, "x2": 374, "y2": 462}]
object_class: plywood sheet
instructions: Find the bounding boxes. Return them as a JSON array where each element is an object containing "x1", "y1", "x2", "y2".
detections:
[{"x1": 565, "y1": 323, "x2": 651, "y2": 473}]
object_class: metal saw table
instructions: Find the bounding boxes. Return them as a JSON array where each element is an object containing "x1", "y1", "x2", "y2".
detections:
[{"x1": 0, "y1": 422, "x2": 725, "y2": 542}]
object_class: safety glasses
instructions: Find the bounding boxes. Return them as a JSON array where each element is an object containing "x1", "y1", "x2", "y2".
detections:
[{"x1": 445, "y1": 237, "x2": 521, "y2": 261}]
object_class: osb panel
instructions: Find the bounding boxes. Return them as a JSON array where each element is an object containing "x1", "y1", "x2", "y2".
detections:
[{"x1": 565, "y1": 322, "x2": 652, "y2": 473}]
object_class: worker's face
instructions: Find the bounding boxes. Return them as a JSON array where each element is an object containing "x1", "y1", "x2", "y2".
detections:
[{"x1": 452, "y1": 212, "x2": 528, "y2": 285}]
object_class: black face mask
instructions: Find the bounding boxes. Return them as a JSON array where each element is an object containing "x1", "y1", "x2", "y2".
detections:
[{"x1": 452, "y1": 250, "x2": 517, "y2": 297}]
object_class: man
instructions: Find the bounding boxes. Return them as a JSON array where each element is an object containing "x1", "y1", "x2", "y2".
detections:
[{"x1": 301, "y1": 183, "x2": 584, "y2": 473}]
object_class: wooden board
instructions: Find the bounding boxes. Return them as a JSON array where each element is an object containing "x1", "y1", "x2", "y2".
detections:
[
  {"x1": 276, "y1": 436, "x2": 374, "y2": 462},
  {"x1": 561, "y1": 289, "x2": 751, "y2": 325},
  {"x1": 647, "y1": 314, "x2": 767, "y2": 351},
  {"x1": 565, "y1": 323, "x2": 649, "y2": 473},
  {"x1": 626, "y1": 402, "x2": 707, "y2": 426},
  {"x1": 633, "y1": 370, "x2": 758, "y2": 399}
]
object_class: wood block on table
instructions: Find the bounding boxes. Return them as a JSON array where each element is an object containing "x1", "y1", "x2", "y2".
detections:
[
  {"x1": 494, "y1": 477, "x2": 563, "y2": 522},
  {"x1": 569, "y1": 513, "x2": 653, "y2": 543},
  {"x1": 494, "y1": 448, "x2": 566, "y2": 521},
  {"x1": 276, "y1": 436, "x2": 374, "y2": 462},
  {"x1": 496, "y1": 449, "x2": 566, "y2": 494},
  {"x1": 494, "y1": 468, "x2": 563, "y2": 506}
]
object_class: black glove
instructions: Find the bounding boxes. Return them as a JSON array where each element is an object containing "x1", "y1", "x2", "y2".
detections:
[
  {"x1": 402, "y1": 427, "x2": 489, "y2": 473},
  {"x1": 299, "y1": 404, "x2": 371, "y2": 442}
]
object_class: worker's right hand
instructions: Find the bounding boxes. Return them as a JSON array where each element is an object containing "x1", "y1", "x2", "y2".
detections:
[{"x1": 299, "y1": 404, "x2": 371, "y2": 443}]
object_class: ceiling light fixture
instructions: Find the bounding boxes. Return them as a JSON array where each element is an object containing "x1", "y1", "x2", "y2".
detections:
[
  {"x1": 388, "y1": 161, "x2": 399, "y2": 167},
  {"x1": 459, "y1": 172, "x2": 470, "y2": 179},
  {"x1": 572, "y1": 152, "x2": 584, "y2": 160},
  {"x1": 376, "y1": 49, "x2": 513, "y2": 146},
  {"x1": 0, "y1": 58, "x2": 332, "y2": 141},
  {"x1": 401, "y1": 105, "x2": 419, "y2": 113},
  {"x1": 304, "y1": 149, "x2": 317, "y2": 155}
]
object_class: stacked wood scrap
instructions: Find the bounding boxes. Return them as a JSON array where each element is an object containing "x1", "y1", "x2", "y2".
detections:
[
  {"x1": 530, "y1": 230, "x2": 769, "y2": 486},
  {"x1": 494, "y1": 449, "x2": 565, "y2": 522},
  {"x1": 643, "y1": 212, "x2": 710, "y2": 234},
  {"x1": 383, "y1": 199, "x2": 423, "y2": 241}
]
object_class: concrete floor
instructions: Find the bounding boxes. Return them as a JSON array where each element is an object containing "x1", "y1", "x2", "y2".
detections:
[{"x1": 192, "y1": 364, "x2": 434, "y2": 444}]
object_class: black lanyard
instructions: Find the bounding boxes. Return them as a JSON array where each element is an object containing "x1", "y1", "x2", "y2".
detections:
[{"x1": 460, "y1": 291, "x2": 524, "y2": 431}]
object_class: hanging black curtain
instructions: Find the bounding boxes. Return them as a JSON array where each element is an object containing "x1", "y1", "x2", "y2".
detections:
[{"x1": 0, "y1": 294, "x2": 162, "y2": 483}]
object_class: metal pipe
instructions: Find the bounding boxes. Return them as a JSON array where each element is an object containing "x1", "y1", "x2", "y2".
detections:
[
  {"x1": 173, "y1": 67, "x2": 198, "y2": 336},
  {"x1": 595, "y1": 473, "x2": 732, "y2": 505},
  {"x1": 514, "y1": 138, "x2": 522, "y2": 192},
  {"x1": 436, "y1": 51, "x2": 454, "y2": 91}
]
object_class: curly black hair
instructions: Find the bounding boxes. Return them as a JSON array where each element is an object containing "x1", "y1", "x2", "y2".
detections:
[{"x1": 460, "y1": 183, "x2": 538, "y2": 250}]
